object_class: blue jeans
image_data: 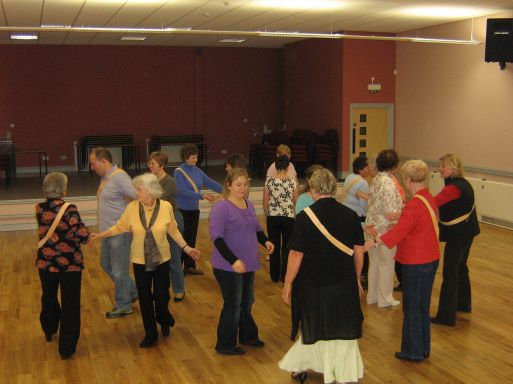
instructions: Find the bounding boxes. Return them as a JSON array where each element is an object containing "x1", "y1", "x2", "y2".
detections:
[
  {"x1": 213, "y1": 269, "x2": 259, "y2": 350},
  {"x1": 168, "y1": 209, "x2": 185, "y2": 295},
  {"x1": 400, "y1": 260, "x2": 439, "y2": 359},
  {"x1": 100, "y1": 233, "x2": 138, "y2": 310}
]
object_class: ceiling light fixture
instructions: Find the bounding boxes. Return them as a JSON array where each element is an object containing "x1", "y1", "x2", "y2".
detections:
[
  {"x1": 219, "y1": 38, "x2": 245, "y2": 43},
  {"x1": 10, "y1": 33, "x2": 38, "y2": 40},
  {"x1": 121, "y1": 36, "x2": 147, "y2": 41},
  {"x1": 0, "y1": 26, "x2": 481, "y2": 45}
]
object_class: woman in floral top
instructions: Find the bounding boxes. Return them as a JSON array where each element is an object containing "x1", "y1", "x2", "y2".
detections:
[
  {"x1": 263, "y1": 155, "x2": 299, "y2": 282},
  {"x1": 364, "y1": 150, "x2": 404, "y2": 308},
  {"x1": 36, "y1": 172, "x2": 90, "y2": 360}
]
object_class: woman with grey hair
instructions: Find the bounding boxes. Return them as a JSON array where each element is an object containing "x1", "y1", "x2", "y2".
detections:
[
  {"x1": 92, "y1": 173, "x2": 200, "y2": 348},
  {"x1": 36, "y1": 172, "x2": 90, "y2": 360},
  {"x1": 280, "y1": 168, "x2": 365, "y2": 383}
]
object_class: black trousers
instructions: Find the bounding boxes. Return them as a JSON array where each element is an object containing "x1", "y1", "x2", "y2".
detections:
[
  {"x1": 180, "y1": 209, "x2": 200, "y2": 269},
  {"x1": 267, "y1": 216, "x2": 295, "y2": 282},
  {"x1": 213, "y1": 269, "x2": 259, "y2": 350},
  {"x1": 435, "y1": 237, "x2": 474, "y2": 324},
  {"x1": 359, "y1": 216, "x2": 369, "y2": 276},
  {"x1": 133, "y1": 261, "x2": 174, "y2": 340},
  {"x1": 39, "y1": 270, "x2": 82, "y2": 356}
]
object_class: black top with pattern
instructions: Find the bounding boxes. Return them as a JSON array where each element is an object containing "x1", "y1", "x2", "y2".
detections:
[
  {"x1": 265, "y1": 177, "x2": 297, "y2": 218},
  {"x1": 36, "y1": 198, "x2": 90, "y2": 272}
]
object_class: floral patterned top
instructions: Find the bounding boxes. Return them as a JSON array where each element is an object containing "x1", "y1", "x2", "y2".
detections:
[
  {"x1": 265, "y1": 177, "x2": 298, "y2": 218},
  {"x1": 36, "y1": 198, "x2": 90, "y2": 272},
  {"x1": 365, "y1": 172, "x2": 404, "y2": 239}
]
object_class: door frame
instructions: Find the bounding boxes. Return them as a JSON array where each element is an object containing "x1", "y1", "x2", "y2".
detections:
[{"x1": 346, "y1": 103, "x2": 394, "y2": 178}]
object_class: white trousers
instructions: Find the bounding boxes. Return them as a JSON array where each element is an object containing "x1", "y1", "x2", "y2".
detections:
[{"x1": 367, "y1": 244, "x2": 397, "y2": 307}]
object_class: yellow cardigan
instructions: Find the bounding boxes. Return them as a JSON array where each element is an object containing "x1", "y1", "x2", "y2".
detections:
[{"x1": 109, "y1": 199, "x2": 186, "y2": 265}]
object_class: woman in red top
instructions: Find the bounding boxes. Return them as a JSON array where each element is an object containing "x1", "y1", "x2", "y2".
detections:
[{"x1": 365, "y1": 160, "x2": 439, "y2": 362}]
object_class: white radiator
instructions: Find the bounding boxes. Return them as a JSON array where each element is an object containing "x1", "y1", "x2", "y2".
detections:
[{"x1": 429, "y1": 173, "x2": 513, "y2": 231}]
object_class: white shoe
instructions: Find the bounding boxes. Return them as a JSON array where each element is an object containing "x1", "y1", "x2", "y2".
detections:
[{"x1": 378, "y1": 299, "x2": 400, "y2": 308}]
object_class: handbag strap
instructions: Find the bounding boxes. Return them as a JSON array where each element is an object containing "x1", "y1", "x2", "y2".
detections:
[
  {"x1": 413, "y1": 195, "x2": 440, "y2": 239},
  {"x1": 337, "y1": 175, "x2": 362, "y2": 203},
  {"x1": 439, "y1": 204, "x2": 475, "y2": 226},
  {"x1": 303, "y1": 207, "x2": 354, "y2": 256},
  {"x1": 38, "y1": 202, "x2": 71, "y2": 249},
  {"x1": 176, "y1": 167, "x2": 199, "y2": 193},
  {"x1": 97, "y1": 168, "x2": 126, "y2": 195}
]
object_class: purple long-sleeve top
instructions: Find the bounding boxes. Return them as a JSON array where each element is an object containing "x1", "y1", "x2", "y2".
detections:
[{"x1": 210, "y1": 199, "x2": 263, "y2": 272}]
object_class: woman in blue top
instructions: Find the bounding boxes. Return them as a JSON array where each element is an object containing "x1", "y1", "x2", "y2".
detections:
[
  {"x1": 295, "y1": 164, "x2": 324, "y2": 214},
  {"x1": 175, "y1": 143, "x2": 222, "y2": 275}
]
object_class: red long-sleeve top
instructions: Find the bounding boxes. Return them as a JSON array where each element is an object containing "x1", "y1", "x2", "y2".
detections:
[{"x1": 380, "y1": 188, "x2": 440, "y2": 265}]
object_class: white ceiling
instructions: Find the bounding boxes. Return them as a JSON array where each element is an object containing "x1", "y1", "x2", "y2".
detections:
[{"x1": 1, "y1": 0, "x2": 512, "y2": 47}]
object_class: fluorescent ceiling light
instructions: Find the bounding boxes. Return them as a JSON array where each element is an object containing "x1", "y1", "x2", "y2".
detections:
[
  {"x1": 219, "y1": 38, "x2": 245, "y2": 43},
  {"x1": 398, "y1": 6, "x2": 482, "y2": 18},
  {"x1": 10, "y1": 33, "x2": 38, "y2": 40},
  {"x1": 0, "y1": 26, "x2": 481, "y2": 45},
  {"x1": 253, "y1": 0, "x2": 344, "y2": 10},
  {"x1": 121, "y1": 36, "x2": 147, "y2": 41}
]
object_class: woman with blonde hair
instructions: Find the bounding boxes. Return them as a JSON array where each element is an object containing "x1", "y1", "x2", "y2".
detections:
[
  {"x1": 92, "y1": 173, "x2": 200, "y2": 348},
  {"x1": 365, "y1": 160, "x2": 439, "y2": 362},
  {"x1": 210, "y1": 168, "x2": 274, "y2": 355},
  {"x1": 280, "y1": 168, "x2": 365, "y2": 383},
  {"x1": 431, "y1": 154, "x2": 479, "y2": 326}
]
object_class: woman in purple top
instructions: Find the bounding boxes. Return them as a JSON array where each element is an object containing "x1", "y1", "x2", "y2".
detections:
[{"x1": 210, "y1": 168, "x2": 274, "y2": 355}]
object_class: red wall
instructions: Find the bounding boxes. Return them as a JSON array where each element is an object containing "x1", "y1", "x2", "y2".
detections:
[
  {"x1": 283, "y1": 39, "x2": 343, "y2": 134},
  {"x1": 0, "y1": 45, "x2": 283, "y2": 166},
  {"x1": 341, "y1": 39, "x2": 396, "y2": 170},
  {"x1": 283, "y1": 38, "x2": 396, "y2": 173}
]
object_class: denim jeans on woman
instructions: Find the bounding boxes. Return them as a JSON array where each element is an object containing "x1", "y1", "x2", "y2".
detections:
[
  {"x1": 168, "y1": 209, "x2": 185, "y2": 294},
  {"x1": 100, "y1": 233, "x2": 138, "y2": 310},
  {"x1": 400, "y1": 260, "x2": 439, "y2": 359},
  {"x1": 213, "y1": 269, "x2": 259, "y2": 351}
]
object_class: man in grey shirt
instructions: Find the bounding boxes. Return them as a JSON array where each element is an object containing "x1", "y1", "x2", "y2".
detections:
[{"x1": 90, "y1": 147, "x2": 138, "y2": 318}]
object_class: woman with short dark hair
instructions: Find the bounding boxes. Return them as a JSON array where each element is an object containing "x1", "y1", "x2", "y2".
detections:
[{"x1": 175, "y1": 143, "x2": 222, "y2": 275}]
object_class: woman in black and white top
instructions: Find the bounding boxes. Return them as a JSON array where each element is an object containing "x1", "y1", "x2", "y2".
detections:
[{"x1": 263, "y1": 155, "x2": 299, "y2": 282}]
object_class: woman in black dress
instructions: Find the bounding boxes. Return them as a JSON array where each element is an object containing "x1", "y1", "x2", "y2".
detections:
[{"x1": 279, "y1": 168, "x2": 365, "y2": 383}]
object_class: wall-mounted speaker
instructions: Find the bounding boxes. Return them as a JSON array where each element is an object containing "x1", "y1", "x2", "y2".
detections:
[{"x1": 485, "y1": 18, "x2": 513, "y2": 70}]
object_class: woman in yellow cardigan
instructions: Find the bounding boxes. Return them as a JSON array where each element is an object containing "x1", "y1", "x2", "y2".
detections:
[{"x1": 92, "y1": 173, "x2": 200, "y2": 348}]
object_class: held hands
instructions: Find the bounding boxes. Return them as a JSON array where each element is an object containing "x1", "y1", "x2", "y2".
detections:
[
  {"x1": 385, "y1": 211, "x2": 401, "y2": 221},
  {"x1": 357, "y1": 279, "x2": 364, "y2": 297},
  {"x1": 203, "y1": 194, "x2": 217, "y2": 203},
  {"x1": 363, "y1": 225, "x2": 378, "y2": 238},
  {"x1": 185, "y1": 246, "x2": 201, "y2": 261},
  {"x1": 232, "y1": 260, "x2": 246, "y2": 273},
  {"x1": 364, "y1": 239, "x2": 376, "y2": 252},
  {"x1": 264, "y1": 241, "x2": 274, "y2": 254}
]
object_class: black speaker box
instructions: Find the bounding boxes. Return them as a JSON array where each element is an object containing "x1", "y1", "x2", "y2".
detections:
[{"x1": 485, "y1": 18, "x2": 513, "y2": 64}]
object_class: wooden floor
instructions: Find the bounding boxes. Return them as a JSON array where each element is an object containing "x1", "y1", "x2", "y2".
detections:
[{"x1": 1, "y1": 218, "x2": 512, "y2": 384}]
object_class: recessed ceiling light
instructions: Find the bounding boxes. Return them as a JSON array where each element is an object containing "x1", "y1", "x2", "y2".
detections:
[
  {"x1": 219, "y1": 38, "x2": 245, "y2": 43},
  {"x1": 121, "y1": 36, "x2": 147, "y2": 41},
  {"x1": 10, "y1": 33, "x2": 38, "y2": 40}
]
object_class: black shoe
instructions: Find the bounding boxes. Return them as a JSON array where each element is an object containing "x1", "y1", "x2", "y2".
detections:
[
  {"x1": 241, "y1": 339, "x2": 265, "y2": 348},
  {"x1": 139, "y1": 337, "x2": 157, "y2": 348},
  {"x1": 430, "y1": 317, "x2": 455, "y2": 326},
  {"x1": 174, "y1": 292, "x2": 185, "y2": 302},
  {"x1": 45, "y1": 333, "x2": 54, "y2": 342},
  {"x1": 60, "y1": 353, "x2": 74, "y2": 360},
  {"x1": 291, "y1": 371, "x2": 308, "y2": 383},
  {"x1": 395, "y1": 352, "x2": 423, "y2": 362},
  {"x1": 161, "y1": 325, "x2": 170, "y2": 337},
  {"x1": 424, "y1": 351, "x2": 430, "y2": 358},
  {"x1": 215, "y1": 346, "x2": 245, "y2": 355},
  {"x1": 394, "y1": 284, "x2": 403, "y2": 292}
]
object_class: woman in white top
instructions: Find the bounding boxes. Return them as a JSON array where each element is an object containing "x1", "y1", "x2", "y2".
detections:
[
  {"x1": 364, "y1": 150, "x2": 403, "y2": 308},
  {"x1": 263, "y1": 155, "x2": 299, "y2": 282}
]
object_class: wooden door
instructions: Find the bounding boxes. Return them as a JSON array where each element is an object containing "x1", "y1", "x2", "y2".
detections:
[{"x1": 351, "y1": 108, "x2": 389, "y2": 163}]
